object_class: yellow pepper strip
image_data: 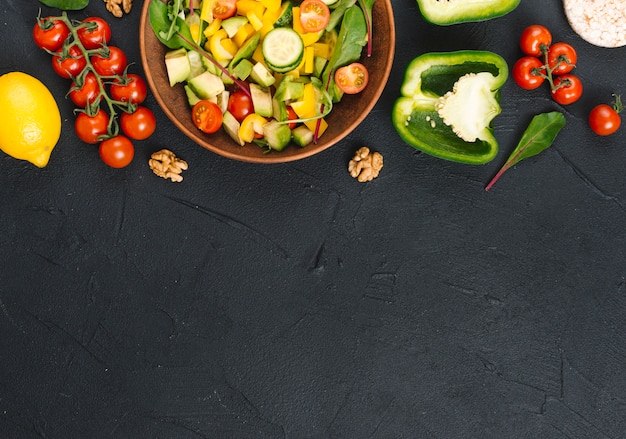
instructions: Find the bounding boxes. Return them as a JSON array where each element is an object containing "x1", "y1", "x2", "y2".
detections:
[
  {"x1": 290, "y1": 83, "x2": 315, "y2": 118},
  {"x1": 292, "y1": 7, "x2": 304, "y2": 34},
  {"x1": 204, "y1": 18, "x2": 223, "y2": 38},
  {"x1": 239, "y1": 113, "x2": 268, "y2": 142},
  {"x1": 260, "y1": 0, "x2": 281, "y2": 13},
  {"x1": 237, "y1": 0, "x2": 265, "y2": 17},
  {"x1": 312, "y1": 42, "x2": 330, "y2": 59},
  {"x1": 201, "y1": 0, "x2": 216, "y2": 23},
  {"x1": 247, "y1": 11, "x2": 264, "y2": 30},
  {"x1": 304, "y1": 117, "x2": 327, "y2": 136},
  {"x1": 300, "y1": 46, "x2": 315, "y2": 74},
  {"x1": 233, "y1": 23, "x2": 254, "y2": 46},
  {"x1": 209, "y1": 29, "x2": 236, "y2": 61}
]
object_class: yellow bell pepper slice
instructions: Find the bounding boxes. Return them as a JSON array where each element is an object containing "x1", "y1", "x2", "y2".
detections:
[
  {"x1": 201, "y1": 0, "x2": 216, "y2": 23},
  {"x1": 209, "y1": 29, "x2": 236, "y2": 61},
  {"x1": 204, "y1": 17, "x2": 223, "y2": 38},
  {"x1": 304, "y1": 117, "x2": 327, "y2": 136},
  {"x1": 290, "y1": 83, "x2": 316, "y2": 118},
  {"x1": 239, "y1": 113, "x2": 268, "y2": 142},
  {"x1": 237, "y1": 0, "x2": 265, "y2": 17},
  {"x1": 247, "y1": 11, "x2": 264, "y2": 30},
  {"x1": 233, "y1": 22, "x2": 254, "y2": 46},
  {"x1": 260, "y1": 0, "x2": 281, "y2": 13}
]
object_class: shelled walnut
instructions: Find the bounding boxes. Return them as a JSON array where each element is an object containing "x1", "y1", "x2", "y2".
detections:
[
  {"x1": 348, "y1": 147, "x2": 383, "y2": 182},
  {"x1": 149, "y1": 149, "x2": 188, "y2": 182},
  {"x1": 104, "y1": 0, "x2": 132, "y2": 18}
]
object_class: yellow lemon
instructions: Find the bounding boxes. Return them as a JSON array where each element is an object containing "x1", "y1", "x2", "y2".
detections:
[{"x1": 0, "y1": 72, "x2": 61, "y2": 168}]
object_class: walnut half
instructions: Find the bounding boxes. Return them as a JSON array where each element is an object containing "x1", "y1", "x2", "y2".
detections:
[
  {"x1": 348, "y1": 147, "x2": 383, "y2": 182},
  {"x1": 149, "y1": 149, "x2": 188, "y2": 182},
  {"x1": 104, "y1": 0, "x2": 132, "y2": 18}
]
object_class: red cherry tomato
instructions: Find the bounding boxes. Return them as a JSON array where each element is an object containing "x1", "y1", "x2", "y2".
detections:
[
  {"x1": 76, "y1": 17, "x2": 111, "y2": 50},
  {"x1": 51, "y1": 45, "x2": 87, "y2": 79},
  {"x1": 75, "y1": 109, "x2": 110, "y2": 144},
  {"x1": 227, "y1": 90, "x2": 254, "y2": 122},
  {"x1": 92, "y1": 46, "x2": 128, "y2": 76},
  {"x1": 120, "y1": 106, "x2": 157, "y2": 140},
  {"x1": 551, "y1": 74, "x2": 583, "y2": 105},
  {"x1": 213, "y1": 0, "x2": 237, "y2": 20},
  {"x1": 99, "y1": 135, "x2": 134, "y2": 168},
  {"x1": 299, "y1": 0, "x2": 330, "y2": 33},
  {"x1": 109, "y1": 74, "x2": 148, "y2": 104},
  {"x1": 548, "y1": 42, "x2": 577, "y2": 75},
  {"x1": 334, "y1": 62, "x2": 369, "y2": 94},
  {"x1": 589, "y1": 103, "x2": 621, "y2": 136},
  {"x1": 69, "y1": 72, "x2": 101, "y2": 108},
  {"x1": 192, "y1": 100, "x2": 223, "y2": 134},
  {"x1": 287, "y1": 105, "x2": 298, "y2": 129},
  {"x1": 512, "y1": 56, "x2": 546, "y2": 90},
  {"x1": 519, "y1": 24, "x2": 552, "y2": 57},
  {"x1": 33, "y1": 17, "x2": 70, "y2": 51}
]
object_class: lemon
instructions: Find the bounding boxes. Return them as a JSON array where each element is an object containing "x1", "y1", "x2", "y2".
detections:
[{"x1": 0, "y1": 72, "x2": 61, "y2": 168}]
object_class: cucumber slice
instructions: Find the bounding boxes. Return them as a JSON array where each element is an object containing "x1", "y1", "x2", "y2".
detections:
[
  {"x1": 262, "y1": 28, "x2": 304, "y2": 73},
  {"x1": 274, "y1": 1, "x2": 293, "y2": 27}
]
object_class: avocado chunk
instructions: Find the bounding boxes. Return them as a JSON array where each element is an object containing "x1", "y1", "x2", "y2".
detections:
[
  {"x1": 165, "y1": 48, "x2": 191, "y2": 86},
  {"x1": 188, "y1": 71, "x2": 225, "y2": 100},
  {"x1": 250, "y1": 83, "x2": 273, "y2": 118}
]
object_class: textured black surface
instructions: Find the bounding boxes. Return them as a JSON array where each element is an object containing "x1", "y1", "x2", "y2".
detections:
[{"x1": 2, "y1": 0, "x2": 626, "y2": 438}]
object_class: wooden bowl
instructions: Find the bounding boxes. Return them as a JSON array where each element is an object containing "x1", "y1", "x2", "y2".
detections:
[{"x1": 139, "y1": 1, "x2": 395, "y2": 164}]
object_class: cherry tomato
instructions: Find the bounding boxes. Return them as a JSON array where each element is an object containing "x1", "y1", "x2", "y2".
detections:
[
  {"x1": 33, "y1": 17, "x2": 70, "y2": 52},
  {"x1": 334, "y1": 62, "x2": 369, "y2": 94},
  {"x1": 69, "y1": 72, "x2": 101, "y2": 108},
  {"x1": 287, "y1": 106, "x2": 298, "y2": 129},
  {"x1": 551, "y1": 74, "x2": 583, "y2": 105},
  {"x1": 548, "y1": 42, "x2": 577, "y2": 75},
  {"x1": 76, "y1": 17, "x2": 111, "y2": 50},
  {"x1": 110, "y1": 74, "x2": 148, "y2": 104},
  {"x1": 75, "y1": 109, "x2": 110, "y2": 144},
  {"x1": 512, "y1": 56, "x2": 546, "y2": 90},
  {"x1": 589, "y1": 103, "x2": 621, "y2": 136},
  {"x1": 120, "y1": 106, "x2": 157, "y2": 140},
  {"x1": 192, "y1": 100, "x2": 223, "y2": 134},
  {"x1": 92, "y1": 46, "x2": 128, "y2": 76},
  {"x1": 51, "y1": 45, "x2": 87, "y2": 79},
  {"x1": 227, "y1": 90, "x2": 254, "y2": 122},
  {"x1": 99, "y1": 135, "x2": 134, "y2": 168},
  {"x1": 299, "y1": 0, "x2": 330, "y2": 33},
  {"x1": 519, "y1": 24, "x2": 552, "y2": 57},
  {"x1": 213, "y1": 0, "x2": 237, "y2": 20}
]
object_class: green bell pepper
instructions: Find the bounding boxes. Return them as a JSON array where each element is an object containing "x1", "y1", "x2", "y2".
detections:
[
  {"x1": 416, "y1": 0, "x2": 521, "y2": 25},
  {"x1": 392, "y1": 50, "x2": 508, "y2": 165}
]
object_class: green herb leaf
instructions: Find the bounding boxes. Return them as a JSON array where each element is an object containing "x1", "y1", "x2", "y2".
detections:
[
  {"x1": 38, "y1": 0, "x2": 89, "y2": 10},
  {"x1": 485, "y1": 111, "x2": 566, "y2": 191}
]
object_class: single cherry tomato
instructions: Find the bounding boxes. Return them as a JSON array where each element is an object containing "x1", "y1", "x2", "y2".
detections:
[
  {"x1": 334, "y1": 62, "x2": 369, "y2": 94},
  {"x1": 227, "y1": 90, "x2": 254, "y2": 122},
  {"x1": 120, "y1": 106, "x2": 157, "y2": 140},
  {"x1": 299, "y1": 0, "x2": 330, "y2": 33},
  {"x1": 51, "y1": 45, "x2": 87, "y2": 79},
  {"x1": 213, "y1": 0, "x2": 237, "y2": 20},
  {"x1": 69, "y1": 72, "x2": 101, "y2": 108},
  {"x1": 192, "y1": 100, "x2": 223, "y2": 134},
  {"x1": 110, "y1": 74, "x2": 148, "y2": 104},
  {"x1": 75, "y1": 109, "x2": 110, "y2": 144},
  {"x1": 33, "y1": 17, "x2": 70, "y2": 52},
  {"x1": 99, "y1": 135, "x2": 134, "y2": 168},
  {"x1": 548, "y1": 42, "x2": 577, "y2": 75},
  {"x1": 76, "y1": 17, "x2": 111, "y2": 50},
  {"x1": 519, "y1": 24, "x2": 552, "y2": 57},
  {"x1": 287, "y1": 106, "x2": 298, "y2": 129},
  {"x1": 91, "y1": 46, "x2": 128, "y2": 76},
  {"x1": 589, "y1": 102, "x2": 622, "y2": 136},
  {"x1": 551, "y1": 74, "x2": 583, "y2": 105},
  {"x1": 512, "y1": 56, "x2": 546, "y2": 90}
]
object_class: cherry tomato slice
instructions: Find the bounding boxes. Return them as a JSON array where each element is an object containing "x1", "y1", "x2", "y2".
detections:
[
  {"x1": 192, "y1": 100, "x2": 223, "y2": 134},
  {"x1": 551, "y1": 74, "x2": 583, "y2": 105},
  {"x1": 519, "y1": 24, "x2": 552, "y2": 57},
  {"x1": 99, "y1": 135, "x2": 135, "y2": 168},
  {"x1": 69, "y1": 72, "x2": 101, "y2": 108},
  {"x1": 213, "y1": 0, "x2": 237, "y2": 20},
  {"x1": 334, "y1": 62, "x2": 369, "y2": 94},
  {"x1": 75, "y1": 109, "x2": 110, "y2": 144},
  {"x1": 299, "y1": 0, "x2": 330, "y2": 33},
  {"x1": 548, "y1": 42, "x2": 577, "y2": 75},
  {"x1": 121, "y1": 106, "x2": 157, "y2": 140},
  {"x1": 512, "y1": 56, "x2": 545, "y2": 90},
  {"x1": 77, "y1": 17, "x2": 111, "y2": 50},
  {"x1": 589, "y1": 103, "x2": 621, "y2": 136},
  {"x1": 33, "y1": 17, "x2": 70, "y2": 52}
]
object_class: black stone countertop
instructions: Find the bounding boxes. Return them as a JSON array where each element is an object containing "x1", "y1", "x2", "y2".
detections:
[{"x1": 2, "y1": 0, "x2": 626, "y2": 437}]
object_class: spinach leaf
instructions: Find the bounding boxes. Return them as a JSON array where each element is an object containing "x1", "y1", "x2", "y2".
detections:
[
  {"x1": 326, "y1": 0, "x2": 357, "y2": 32},
  {"x1": 148, "y1": 0, "x2": 193, "y2": 50},
  {"x1": 38, "y1": 0, "x2": 88, "y2": 10},
  {"x1": 485, "y1": 111, "x2": 566, "y2": 191},
  {"x1": 357, "y1": 0, "x2": 375, "y2": 56}
]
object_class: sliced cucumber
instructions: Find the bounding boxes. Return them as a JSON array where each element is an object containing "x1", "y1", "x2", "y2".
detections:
[
  {"x1": 263, "y1": 120, "x2": 292, "y2": 151},
  {"x1": 274, "y1": 1, "x2": 293, "y2": 27},
  {"x1": 262, "y1": 28, "x2": 304, "y2": 73},
  {"x1": 292, "y1": 125, "x2": 314, "y2": 147}
]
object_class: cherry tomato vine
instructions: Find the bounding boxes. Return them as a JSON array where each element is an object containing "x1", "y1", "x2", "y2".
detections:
[{"x1": 33, "y1": 12, "x2": 156, "y2": 168}]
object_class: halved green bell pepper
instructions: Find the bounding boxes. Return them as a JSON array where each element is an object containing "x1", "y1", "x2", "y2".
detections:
[
  {"x1": 416, "y1": 0, "x2": 520, "y2": 25},
  {"x1": 392, "y1": 50, "x2": 508, "y2": 165}
]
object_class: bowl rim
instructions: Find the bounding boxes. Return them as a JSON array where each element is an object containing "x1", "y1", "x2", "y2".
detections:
[{"x1": 139, "y1": 0, "x2": 396, "y2": 164}]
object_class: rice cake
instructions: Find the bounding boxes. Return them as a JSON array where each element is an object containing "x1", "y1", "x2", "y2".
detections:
[{"x1": 563, "y1": 0, "x2": 626, "y2": 48}]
